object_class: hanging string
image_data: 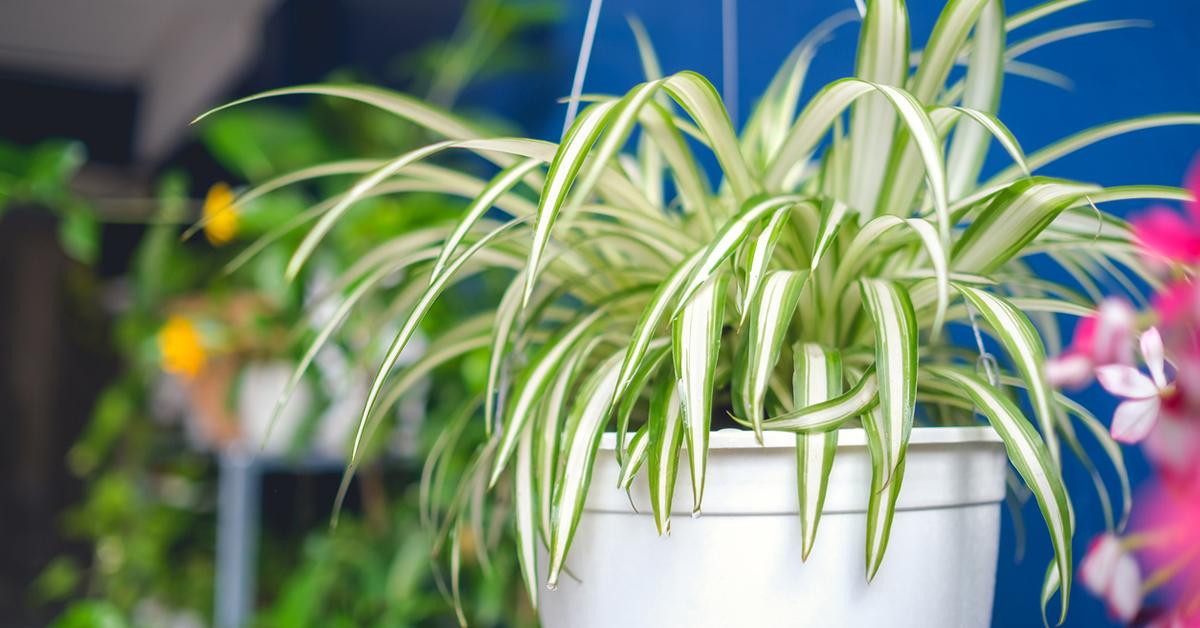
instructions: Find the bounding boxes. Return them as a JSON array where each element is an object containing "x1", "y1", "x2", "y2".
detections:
[
  {"x1": 967, "y1": 303, "x2": 1000, "y2": 387},
  {"x1": 721, "y1": 0, "x2": 738, "y2": 124},
  {"x1": 495, "y1": 0, "x2": 606, "y2": 437},
  {"x1": 562, "y1": 0, "x2": 605, "y2": 138}
]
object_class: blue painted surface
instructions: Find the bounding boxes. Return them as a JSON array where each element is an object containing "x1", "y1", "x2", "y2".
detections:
[{"x1": 496, "y1": 1, "x2": 1200, "y2": 625}]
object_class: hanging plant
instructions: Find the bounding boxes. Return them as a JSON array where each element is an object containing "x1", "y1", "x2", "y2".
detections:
[{"x1": 193, "y1": 0, "x2": 1199, "y2": 623}]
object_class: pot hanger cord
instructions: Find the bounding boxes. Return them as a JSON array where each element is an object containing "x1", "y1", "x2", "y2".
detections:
[
  {"x1": 562, "y1": 0, "x2": 605, "y2": 138},
  {"x1": 722, "y1": 0, "x2": 738, "y2": 125}
]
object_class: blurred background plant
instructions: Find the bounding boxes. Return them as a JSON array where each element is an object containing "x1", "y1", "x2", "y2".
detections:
[{"x1": 15, "y1": 1, "x2": 557, "y2": 625}]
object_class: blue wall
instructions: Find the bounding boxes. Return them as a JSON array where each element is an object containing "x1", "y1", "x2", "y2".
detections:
[{"x1": 519, "y1": 1, "x2": 1200, "y2": 625}]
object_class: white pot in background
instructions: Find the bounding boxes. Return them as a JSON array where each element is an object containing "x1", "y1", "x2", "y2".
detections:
[
  {"x1": 539, "y1": 426, "x2": 1006, "y2": 628},
  {"x1": 236, "y1": 361, "x2": 312, "y2": 457}
]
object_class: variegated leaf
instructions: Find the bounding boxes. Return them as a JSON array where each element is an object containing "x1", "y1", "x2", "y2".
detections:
[
  {"x1": 863, "y1": 406, "x2": 906, "y2": 581},
  {"x1": 858, "y1": 278, "x2": 918, "y2": 485},
  {"x1": 760, "y1": 368, "x2": 879, "y2": 432},
  {"x1": 930, "y1": 367, "x2": 1073, "y2": 625},
  {"x1": 734, "y1": 270, "x2": 807, "y2": 440},
  {"x1": 547, "y1": 352, "x2": 625, "y2": 587},
  {"x1": 673, "y1": 272, "x2": 730, "y2": 514},
  {"x1": 956, "y1": 284, "x2": 1061, "y2": 466},
  {"x1": 793, "y1": 343, "x2": 843, "y2": 560},
  {"x1": 647, "y1": 377, "x2": 685, "y2": 535}
]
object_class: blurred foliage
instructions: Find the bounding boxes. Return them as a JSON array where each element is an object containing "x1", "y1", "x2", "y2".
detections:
[
  {"x1": 0, "y1": 138, "x2": 98, "y2": 264},
  {"x1": 34, "y1": 0, "x2": 558, "y2": 625}
]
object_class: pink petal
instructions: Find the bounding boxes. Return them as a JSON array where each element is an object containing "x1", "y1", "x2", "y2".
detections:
[
  {"x1": 1152, "y1": 281, "x2": 1200, "y2": 329},
  {"x1": 1143, "y1": 415, "x2": 1200, "y2": 486},
  {"x1": 1105, "y1": 550, "x2": 1143, "y2": 623},
  {"x1": 1096, "y1": 364, "x2": 1159, "y2": 399},
  {"x1": 1141, "y1": 327, "x2": 1168, "y2": 388},
  {"x1": 1092, "y1": 299, "x2": 1136, "y2": 366},
  {"x1": 1147, "y1": 611, "x2": 1193, "y2": 628},
  {"x1": 1132, "y1": 205, "x2": 1200, "y2": 263},
  {"x1": 1185, "y1": 154, "x2": 1200, "y2": 221},
  {"x1": 1070, "y1": 315, "x2": 1098, "y2": 355},
  {"x1": 1045, "y1": 353, "x2": 1094, "y2": 389},
  {"x1": 1080, "y1": 533, "x2": 1122, "y2": 596},
  {"x1": 1110, "y1": 397, "x2": 1162, "y2": 444}
]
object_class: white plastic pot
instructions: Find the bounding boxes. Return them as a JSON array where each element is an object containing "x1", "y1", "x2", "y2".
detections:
[{"x1": 539, "y1": 426, "x2": 1007, "y2": 628}]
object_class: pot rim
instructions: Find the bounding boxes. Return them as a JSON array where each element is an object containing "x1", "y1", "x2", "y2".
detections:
[{"x1": 598, "y1": 425, "x2": 1001, "y2": 451}]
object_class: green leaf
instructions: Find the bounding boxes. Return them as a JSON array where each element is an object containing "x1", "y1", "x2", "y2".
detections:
[
  {"x1": 547, "y1": 352, "x2": 625, "y2": 587},
  {"x1": 952, "y1": 177, "x2": 1097, "y2": 274},
  {"x1": 613, "y1": 249, "x2": 704, "y2": 403},
  {"x1": 58, "y1": 207, "x2": 99, "y2": 265},
  {"x1": 809, "y1": 200, "x2": 849, "y2": 273},
  {"x1": 793, "y1": 343, "x2": 843, "y2": 561},
  {"x1": 181, "y1": 159, "x2": 382, "y2": 242},
  {"x1": 929, "y1": 367, "x2": 1073, "y2": 625},
  {"x1": 647, "y1": 376, "x2": 685, "y2": 535},
  {"x1": 284, "y1": 141, "x2": 455, "y2": 279},
  {"x1": 521, "y1": 100, "x2": 619, "y2": 307},
  {"x1": 193, "y1": 83, "x2": 487, "y2": 141},
  {"x1": 740, "y1": 207, "x2": 792, "y2": 326},
  {"x1": 490, "y1": 308, "x2": 607, "y2": 487},
  {"x1": 537, "y1": 335, "x2": 604, "y2": 544},
  {"x1": 351, "y1": 218, "x2": 525, "y2": 465},
  {"x1": 615, "y1": 342, "x2": 671, "y2": 462},
  {"x1": 858, "y1": 279, "x2": 918, "y2": 485},
  {"x1": 265, "y1": 246, "x2": 441, "y2": 449},
  {"x1": 485, "y1": 270, "x2": 529, "y2": 437},
  {"x1": 847, "y1": 0, "x2": 909, "y2": 214},
  {"x1": 514, "y1": 421, "x2": 539, "y2": 609},
  {"x1": 956, "y1": 284, "x2": 1061, "y2": 466},
  {"x1": 766, "y1": 78, "x2": 951, "y2": 248},
  {"x1": 673, "y1": 272, "x2": 730, "y2": 514},
  {"x1": 760, "y1": 367, "x2": 879, "y2": 432},
  {"x1": 734, "y1": 270, "x2": 807, "y2": 440},
  {"x1": 910, "y1": 0, "x2": 991, "y2": 103},
  {"x1": 947, "y1": 0, "x2": 1005, "y2": 199},
  {"x1": 617, "y1": 422, "x2": 652, "y2": 492},
  {"x1": 1058, "y1": 394, "x2": 1130, "y2": 530},
  {"x1": 675, "y1": 194, "x2": 808, "y2": 315},
  {"x1": 988, "y1": 114, "x2": 1200, "y2": 185},
  {"x1": 662, "y1": 72, "x2": 758, "y2": 201},
  {"x1": 863, "y1": 406, "x2": 906, "y2": 581},
  {"x1": 433, "y1": 158, "x2": 542, "y2": 281}
]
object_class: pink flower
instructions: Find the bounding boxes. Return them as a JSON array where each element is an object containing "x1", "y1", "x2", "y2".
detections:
[
  {"x1": 1131, "y1": 157, "x2": 1200, "y2": 264},
  {"x1": 1144, "y1": 414, "x2": 1200, "y2": 492},
  {"x1": 1155, "y1": 281, "x2": 1200, "y2": 332},
  {"x1": 1134, "y1": 481, "x2": 1200, "y2": 626},
  {"x1": 1187, "y1": 154, "x2": 1200, "y2": 217},
  {"x1": 1133, "y1": 205, "x2": 1200, "y2": 263},
  {"x1": 1046, "y1": 298, "x2": 1137, "y2": 388},
  {"x1": 1096, "y1": 328, "x2": 1175, "y2": 444},
  {"x1": 1147, "y1": 609, "x2": 1200, "y2": 628},
  {"x1": 1081, "y1": 533, "x2": 1144, "y2": 623}
]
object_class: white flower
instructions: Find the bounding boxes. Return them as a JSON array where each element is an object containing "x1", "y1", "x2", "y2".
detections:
[
  {"x1": 1096, "y1": 327, "x2": 1173, "y2": 444},
  {"x1": 1080, "y1": 533, "x2": 1143, "y2": 623}
]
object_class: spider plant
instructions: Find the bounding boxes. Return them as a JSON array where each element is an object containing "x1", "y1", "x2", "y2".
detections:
[{"x1": 194, "y1": 0, "x2": 1199, "y2": 622}]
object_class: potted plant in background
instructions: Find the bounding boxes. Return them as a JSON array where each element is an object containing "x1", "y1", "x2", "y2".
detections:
[{"x1": 196, "y1": 0, "x2": 1199, "y2": 625}]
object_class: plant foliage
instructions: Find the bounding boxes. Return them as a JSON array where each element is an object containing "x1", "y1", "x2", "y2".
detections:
[{"x1": 197, "y1": 0, "x2": 1199, "y2": 622}]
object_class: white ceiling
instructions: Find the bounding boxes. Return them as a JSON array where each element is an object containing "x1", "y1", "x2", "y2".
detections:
[{"x1": 0, "y1": 0, "x2": 279, "y2": 162}]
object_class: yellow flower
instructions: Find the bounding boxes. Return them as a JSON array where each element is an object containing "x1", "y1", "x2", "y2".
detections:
[
  {"x1": 158, "y1": 316, "x2": 206, "y2": 378},
  {"x1": 202, "y1": 182, "x2": 239, "y2": 246}
]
